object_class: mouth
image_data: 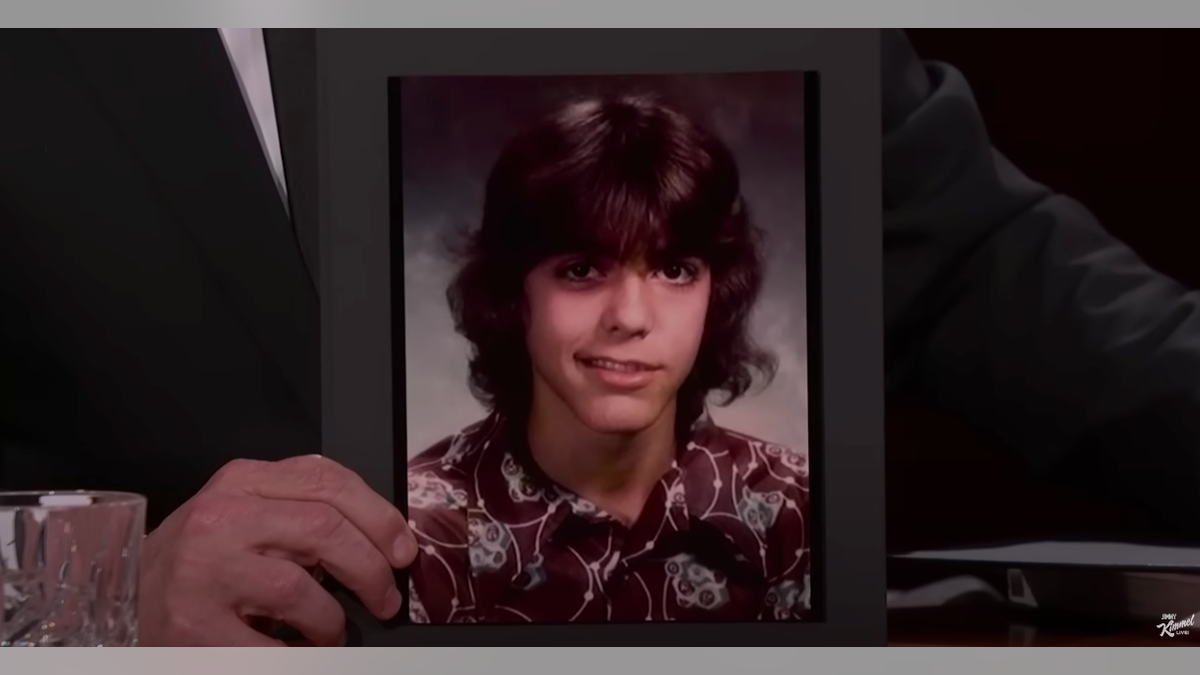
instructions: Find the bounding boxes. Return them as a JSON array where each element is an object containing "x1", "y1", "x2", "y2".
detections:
[
  {"x1": 575, "y1": 355, "x2": 662, "y2": 390},
  {"x1": 576, "y1": 356, "x2": 661, "y2": 373}
]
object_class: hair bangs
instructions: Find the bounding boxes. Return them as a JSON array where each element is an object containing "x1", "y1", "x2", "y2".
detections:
[{"x1": 502, "y1": 99, "x2": 738, "y2": 268}]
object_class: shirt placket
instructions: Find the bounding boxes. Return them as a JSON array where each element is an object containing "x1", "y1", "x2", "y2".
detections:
[{"x1": 607, "y1": 466, "x2": 692, "y2": 584}]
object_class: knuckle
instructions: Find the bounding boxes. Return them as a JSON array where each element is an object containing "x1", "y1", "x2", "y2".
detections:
[
  {"x1": 263, "y1": 564, "x2": 310, "y2": 604},
  {"x1": 288, "y1": 454, "x2": 340, "y2": 473},
  {"x1": 178, "y1": 493, "x2": 235, "y2": 536},
  {"x1": 301, "y1": 459, "x2": 353, "y2": 501},
  {"x1": 210, "y1": 458, "x2": 262, "y2": 485},
  {"x1": 298, "y1": 503, "x2": 345, "y2": 540}
]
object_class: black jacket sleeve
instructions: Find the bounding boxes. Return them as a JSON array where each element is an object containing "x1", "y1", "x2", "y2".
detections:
[{"x1": 881, "y1": 29, "x2": 1200, "y2": 533}]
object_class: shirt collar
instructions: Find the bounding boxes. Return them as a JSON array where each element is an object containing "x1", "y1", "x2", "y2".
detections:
[{"x1": 471, "y1": 409, "x2": 735, "y2": 553}]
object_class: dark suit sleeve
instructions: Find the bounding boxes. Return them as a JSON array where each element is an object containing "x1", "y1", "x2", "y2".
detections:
[{"x1": 881, "y1": 29, "x2": 1200, "y2": 533}]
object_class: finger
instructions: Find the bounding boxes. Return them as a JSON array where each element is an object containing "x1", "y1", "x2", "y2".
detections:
[
  {"x1": 173, "y1": 494, "x2": 400, "y2": 621},
  {"x1": 239, "y1": 497, "x2": 401, "y2": 621},
  {"x1": 209, "y1": 456, "x2": 416, "y2": 568},
  {"x1": 229, "y1": 555, "x2": 347, "y2": 648}
]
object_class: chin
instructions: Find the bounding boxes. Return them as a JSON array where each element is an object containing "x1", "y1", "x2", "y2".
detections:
[{"x1": 570, "y1": 398, "x2": 669, "y2": 435}]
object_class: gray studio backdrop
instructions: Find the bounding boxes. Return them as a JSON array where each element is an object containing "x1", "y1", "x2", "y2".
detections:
[{"x1": 398, "y1": 72, "x2": 808, "y2": 458}]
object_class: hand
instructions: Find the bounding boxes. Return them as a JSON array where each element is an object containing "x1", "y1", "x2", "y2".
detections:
[{"x1": 137, "y1": 455, "x2": 416, "y2": 646}]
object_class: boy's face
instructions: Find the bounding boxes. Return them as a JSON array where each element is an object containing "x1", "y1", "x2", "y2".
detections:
[{"x1": 523, "y1": 252, "x2": 711, "y2": 435}]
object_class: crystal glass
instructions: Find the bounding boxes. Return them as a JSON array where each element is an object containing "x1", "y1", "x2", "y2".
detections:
[{"x1": 0, "y1": 491, "x2": 146, "y2": 647}]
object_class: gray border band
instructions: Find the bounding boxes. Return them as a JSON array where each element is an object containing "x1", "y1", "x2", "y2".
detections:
[{"x1": 320, "y1": 28, "x2": 884, "y2": 645}]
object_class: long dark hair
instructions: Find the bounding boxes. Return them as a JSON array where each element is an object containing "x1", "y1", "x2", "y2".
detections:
[{"x1": 447, "y1": 94, "x2": 776, "y2": 427}]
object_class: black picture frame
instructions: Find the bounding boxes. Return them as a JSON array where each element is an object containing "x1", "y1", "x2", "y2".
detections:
[{"x1": 318, "y1": 28, "x2": 885, "y2": 646}]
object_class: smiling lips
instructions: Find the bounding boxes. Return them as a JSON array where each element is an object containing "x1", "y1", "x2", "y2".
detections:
[{"x1": 576, "y1": 356, "x2": 661, "y2": 389}]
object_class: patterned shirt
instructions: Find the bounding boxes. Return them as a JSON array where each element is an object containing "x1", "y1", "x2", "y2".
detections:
[{"x1": 406, "y1": 411, "x2": 811, "y2": 623}]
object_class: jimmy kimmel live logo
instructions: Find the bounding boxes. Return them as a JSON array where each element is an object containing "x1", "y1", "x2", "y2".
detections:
[{"x1": 1157, "y1": 614, "x2": 1194, "y2": 637}]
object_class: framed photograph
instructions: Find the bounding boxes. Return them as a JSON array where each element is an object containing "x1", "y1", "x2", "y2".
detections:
[{"x1": 318, "y1": 29, "x2": 884, "y2": 646}]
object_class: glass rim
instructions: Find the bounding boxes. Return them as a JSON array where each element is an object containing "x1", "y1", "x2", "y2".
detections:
[{"x1": 0, "y1": 490, "x2": 147, "y2": 510}]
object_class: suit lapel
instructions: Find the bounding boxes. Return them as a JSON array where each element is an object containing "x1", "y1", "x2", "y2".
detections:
[
  {"x1": 52, "y1": 29, "x2": 320, "y2": 426},
  {"x1": 264, "y1": 28, "x2": 320, "y2": 282}
]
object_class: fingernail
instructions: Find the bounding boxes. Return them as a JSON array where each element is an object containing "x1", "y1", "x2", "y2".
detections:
[
  {"x1": 392, "y1": 532, "x2": 416, "y2": 566},
  {"x1": 383, "y1": 585, "x2": 402, "y2": 619}
]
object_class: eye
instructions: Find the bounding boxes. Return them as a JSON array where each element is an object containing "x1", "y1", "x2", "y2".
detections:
[
  {"x1": 656, "y1": 262, "x2": 699, "y2": 285},
  {"x1": 556, "y1": 260, "x2": 601, "y2": 283}
]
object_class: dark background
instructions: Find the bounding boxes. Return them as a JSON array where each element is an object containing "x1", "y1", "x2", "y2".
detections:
[{"x1": 888, "y1": 29, "x2": 1200, "y2": 554}]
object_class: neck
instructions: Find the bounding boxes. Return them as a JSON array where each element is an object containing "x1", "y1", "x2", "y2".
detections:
[{"x1": 525, "y1": 389, "x2": 677, "y2": 526}]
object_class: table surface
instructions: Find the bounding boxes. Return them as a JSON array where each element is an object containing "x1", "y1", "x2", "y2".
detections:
[{"x1": 888, "y1": 605, "x2": 1200, "y2": 647}]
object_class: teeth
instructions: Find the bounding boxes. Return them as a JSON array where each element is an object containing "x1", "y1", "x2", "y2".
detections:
[{"x1": 585, "y1": 358, "x2": 642, "y2": 372}]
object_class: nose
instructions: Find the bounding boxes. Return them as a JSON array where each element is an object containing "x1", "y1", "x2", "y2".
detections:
[{"x1": 601, "y1": 272, "x2": 652, "y2": 338}]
